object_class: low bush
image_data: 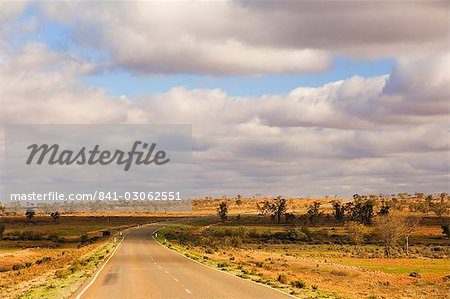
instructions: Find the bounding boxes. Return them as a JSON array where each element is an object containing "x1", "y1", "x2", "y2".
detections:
[
  {"x1": 48, "y1": 234, "x2": 65, "y2": 243},
  {"x1": 35, "y1": 256, "x2": 52, "y2": 265},
  {"x1": 291, "y1": 279, "x2": 306, "y2": 288},
  {"x1": 55, "y1": 268, "x2": 71, "y2": 278},
  {"x1": 14, "y1": 231, "x2": 43, "y2": 241},
  {"x1": 277, "y1": 273, "x2": 288, "y2": 284}
]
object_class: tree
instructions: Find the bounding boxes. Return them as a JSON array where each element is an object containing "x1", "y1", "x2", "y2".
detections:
[
  {"x1": 403, "y1": 217, "x2": 421, "y2": 254},
  {"x1": 360, "y1": 200, "x2": 374, "y2": 224},
  {"x1": 0, "y1": 203, "x2": 5, "y2": 216},
  {"x1": 275, "y1": 197, "x2": 287, "y2": 224},
  {"x1": 378, "y1": 201, "x2": 390, "y2": 216},
  {"x1": 373, "y1": 215, "x2": 407, "y2": 257},
  {"x1": 415, "y1": 192, "x2": 424, "y2": 199},
  {"x1": 332, "y1": 201, "x2": 345, "y2": 223},
  {"x1": 348, "y1": 199, "x2": 374, "y2": 224},
  {"x1": 431, "y1": 197, "x2": 449, "y2": 217},
  {"x1": 50, "y1": 211, "x2": 60, "y2": 222},
  {"x1": 217, "y1": 201, "x2": 228, "y2": 223},
  {"x1": 307, "y1": 202, "x2": 322, "y2": 225},
  {"x1": 0, "y1": 223, "x2": 5, "y2": 239},
  {"x1": 442, "y1": 225, "x2": 450, "y2": 240},
  {"x1": 425, "y1": 195, "x2": 433, "y2": 209},
  {"x1": 257, "y1": 196, "x2": 287, "y2": 224},
  {"x1": 346, "y1": 222, "x2": 366, "y2": 245},
  {"x1": 25, "y1": 210, "x2": 35, "y2": 222}
]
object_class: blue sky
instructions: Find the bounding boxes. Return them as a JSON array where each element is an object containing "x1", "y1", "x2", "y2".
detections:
[{"x1": 82, "y1": 57, "x2": 393, "y2": 98}]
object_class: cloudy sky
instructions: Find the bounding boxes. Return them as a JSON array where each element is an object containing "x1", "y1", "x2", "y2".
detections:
[{"x1": 0, "y1": 1, "x2": 449, "y2": 198}]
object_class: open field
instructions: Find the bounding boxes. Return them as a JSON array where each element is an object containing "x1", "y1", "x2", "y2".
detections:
[
  {"x1": 157, "y1": 217, "x2": 450, "y2": 299},
  {"x1": 156, "y1": 194, "x2": 450, "y2": 298}
]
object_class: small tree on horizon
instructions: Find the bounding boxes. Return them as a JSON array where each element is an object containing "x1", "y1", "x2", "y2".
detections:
[
  {"x1": 332, "y1": 201, "x2": 345, "y2": 223},
  {"x1": 51, "y1": 211, "x2": 60, "y2": 222},
  {"x1": 25, "y1": 210, "x2": 35, "y2": 222},
  {"x1": 217, "y1": 201, "x2": 228, "y2": 223},
  {"x1": 307, "y1": 202, "x2": 322, "y2": 225},
  {"x1": 0, "y1": 223, "x2": 5, "y2": 239},
  {"x1": 442, "y1": 225, "x2": 450, "y2": 241},
  {"x1": 257, "y1": 196, "x2": 287, "y2": 224}
]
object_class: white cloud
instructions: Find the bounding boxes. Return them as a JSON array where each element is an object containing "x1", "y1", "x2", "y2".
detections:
[
  {"x1": 36, "y1": 1, "x2": 448, "y2": 75},
  {"x1": 0, "y1": 43, "x2": 448, "y2": 196}
]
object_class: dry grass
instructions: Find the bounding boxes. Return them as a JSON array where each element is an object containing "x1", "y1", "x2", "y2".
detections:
[{"x1": 158, "y1": 216, "x2": 450, "y2": 299}]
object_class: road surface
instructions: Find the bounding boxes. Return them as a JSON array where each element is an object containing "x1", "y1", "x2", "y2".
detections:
[{"x1": 74, "y1": 222, "x2": 293, "y2": 299}]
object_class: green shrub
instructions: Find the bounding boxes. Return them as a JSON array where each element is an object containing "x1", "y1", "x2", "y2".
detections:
[
  {"x1": 12, "y1": 264, "x2": 23, "y2": 271},
  {"x1": 217, "y1": 261, "x2": 229, "y2": 268},
  {"x1": 55, "y1": 268, "x2": 71, "y2": 278},
  {"x1": 277, "y1": 273, "x2": 288, "y2": 284},
  {"x1": 16, "y1": 231, "x2": 43, "y2": 241},
  {"x1": 80, "y1": 234, "x2": 89, "y2": 244},
  {"x1": 291, "y1": 279, "x2": 306, "y2": 288},
  {"x1": 48, "y1": 234, "x2": 65, "y2": 243},
  {"x1": 35, "y1": 256, "x2": 52, "y2": 265}
]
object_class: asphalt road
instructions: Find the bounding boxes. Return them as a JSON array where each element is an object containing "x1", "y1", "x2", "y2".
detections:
[{"x1": 74, "y1": 222, "x2": 293, "y2": 299}]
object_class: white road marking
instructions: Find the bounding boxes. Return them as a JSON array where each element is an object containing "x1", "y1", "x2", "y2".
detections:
[
  {"x1": 164, "y1": 270, "x2": 169, "y2": 274},
  {"x1": 185, "y1": 289, "x2": 192, "y2": 294},
  {"x1": 75, "y1": 225, "x2": 143, "y2": 299},
  {"x1": 173, "y1": 278, "x2": 179, "y2": 282}
]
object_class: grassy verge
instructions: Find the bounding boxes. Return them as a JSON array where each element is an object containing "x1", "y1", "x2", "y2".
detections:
[
  {"x1": 19, "y1": 238, "x2": 119, "y2": 299},
  {"x1": 18, "y1": 236, "x2": 121, "y2": 299}
]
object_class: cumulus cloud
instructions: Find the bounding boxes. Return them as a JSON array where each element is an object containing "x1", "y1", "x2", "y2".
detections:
[
  {"x1": 36, "y1": 1, "x2": 448, "y2": 75},
  {"x1": 383, "y1": 53, "x2": 450, "y2": 116},
  {"x1": 0, "y1": 43, "x2": 448, "y2": 197}
]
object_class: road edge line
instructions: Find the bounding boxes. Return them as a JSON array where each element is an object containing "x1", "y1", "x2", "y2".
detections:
[
  {"x1": 74, "y1": 234, "x2": 125, "y2": 299},
  {"x1": 74, "y1": 223, "x2": 153, "y2": 299},
  {"x1": 151, "y1": 225, "x2": 299, "y2": 299}
]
